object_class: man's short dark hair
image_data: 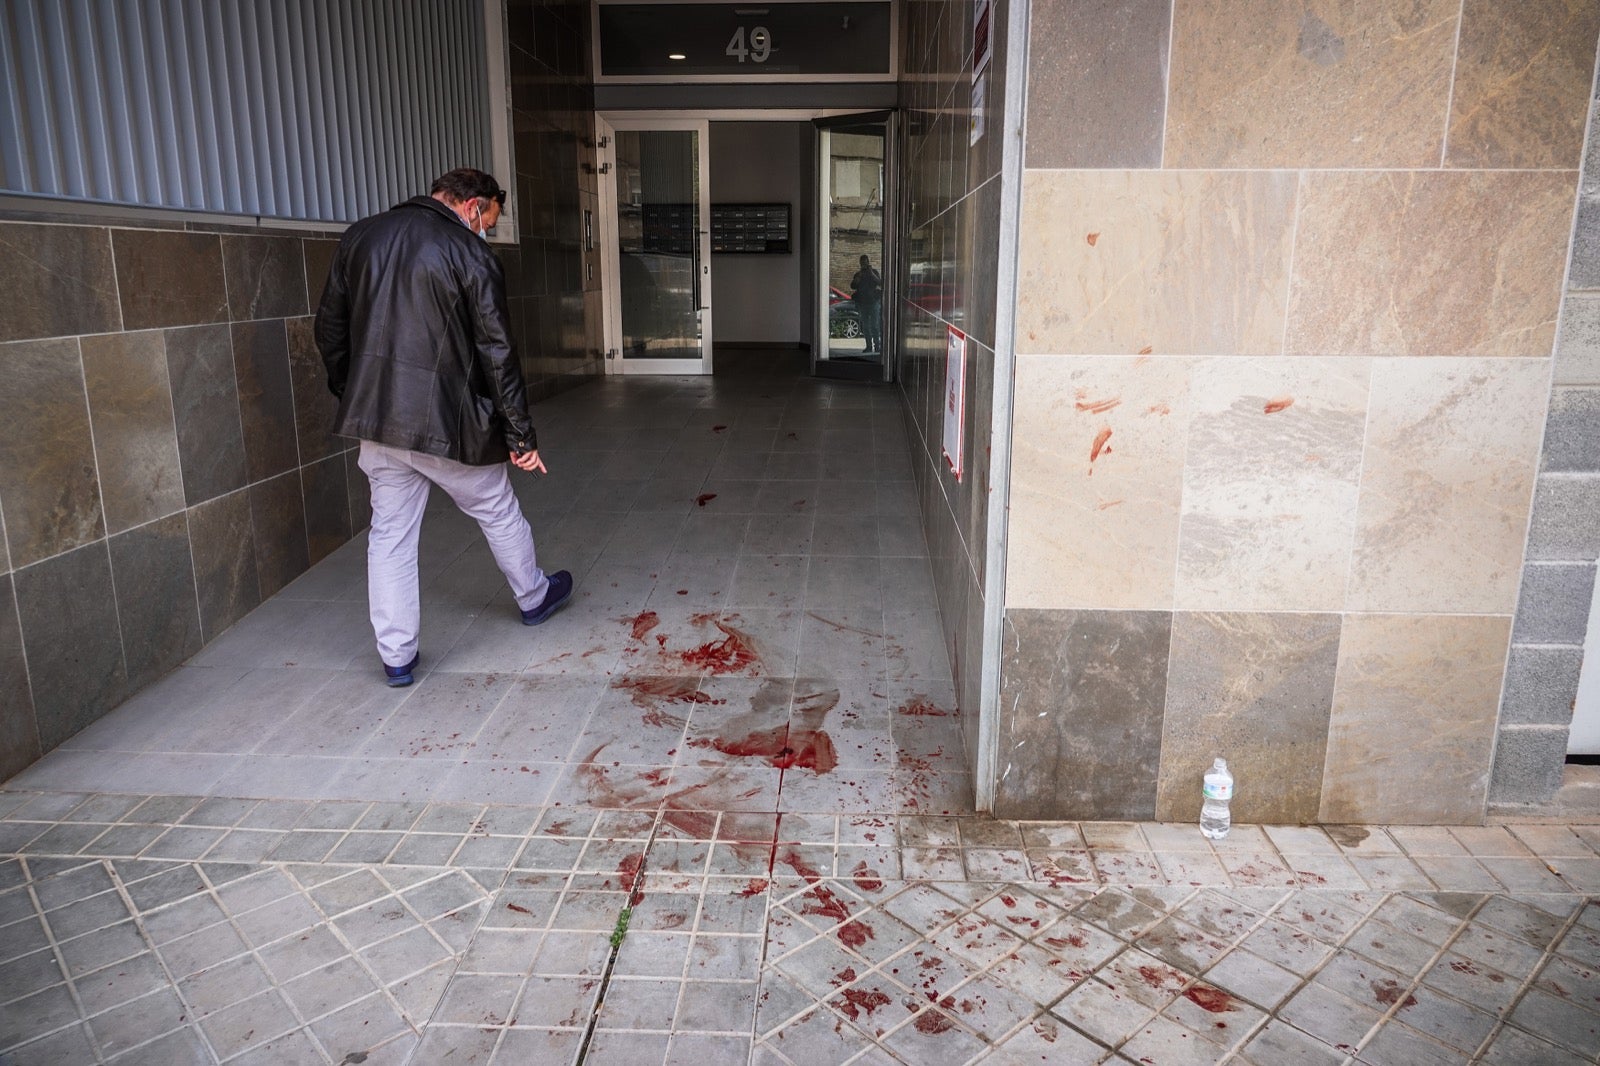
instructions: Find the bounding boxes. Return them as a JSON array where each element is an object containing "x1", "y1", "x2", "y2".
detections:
[{"x1": 431, "y1": 167, "x2": 506, "y2": 206}]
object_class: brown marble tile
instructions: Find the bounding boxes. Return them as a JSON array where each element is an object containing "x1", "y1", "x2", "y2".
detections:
[
  {"x1": 222, "y1": 234, "x2": 309, "y2": 321},
  {"x1": 1156, "y1": 612, "x2": 1340, "y2": 825},
  {"x1": 1008, "y1": 355, "x2": 1190, "y2": 610},
  {"x1": 1347, "y1": 359, "x2": 1546, "y2": 614},
  {"x1": 1286, "y1": 171, "x2": 1575, "y2": 357},
  {"x1": 112, "y1": 229, "x2": 228, "y2": 330},
  {"x1": 79, "y1": 330, "x2": 185, "y2": 535},
  {"x1": 0, "y1": 223, "x2": 121, "y2": 342},
  {"x1": 165, "y1": 324, "x2": 248, "y2": 506},
  {"x1": 231, "y1": 319, "x2": 299, "y2": 482},
  {"x1": 13, "y1": 542, "x2": 128, "y2": 750},
  {"x1": 1018, "y1": 171, "x2": 1296, "y2": 356},
  {"x1": 250, "y1": 470, "x2": 310, "y2": 599},
  {"x1": 1165, "y1": 0, "x2": 1458, "y2": 168},
  {"x1": 302, "y1": 454, "x2": 351, "y2": 565},
  {"x1": 302, "y1": 238, "x2": 340, "y2": 311},
  {"x1": 189, "y1": 489, "x2": 261, "y2": 641},
  {"x1": 995, "y1": 609, "x2": 1172, "y2": 820},
  {"x1": 1319, "y1": 614, "x2": 1509, "y2": 824},
  {"x1": 0, "y1": 338, "x2": 104, "y2": 568},
  {"x1": 1175, "y1": 357, "x2": 1369, "y2": 612},
  {"x1": 286, "y1": 316, "x2": 341, "y2": 464},
  {"x1": 0, "y1": 574, "x2": 41, "y2": 781},
  {"x1": 1446, "y1": 0, "x2": 1600, "y2": 169},
  {"x1": 1025, "y1": 0, "x2": 1170, "y2": 168},
  {"x1": 109, "y1": 512, "x2": 202, "y2": 692}
]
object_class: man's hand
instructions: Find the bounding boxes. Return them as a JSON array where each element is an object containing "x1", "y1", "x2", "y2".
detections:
[{"x1": 510, "y1": 450, "x2": 547, "y2": 474}]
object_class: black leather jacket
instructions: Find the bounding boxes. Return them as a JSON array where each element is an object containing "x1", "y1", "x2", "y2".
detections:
[{"x1": 314, "y1": 196, "x2": 535, "y2": 465}]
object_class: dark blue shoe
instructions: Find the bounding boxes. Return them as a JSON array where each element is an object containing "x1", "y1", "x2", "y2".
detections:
[
  {"x1": 384, "y1": 653, "x2": 419, "y2": 687},
  {"x1": 521, "y1": 570, "x2": 573, "y2": 626}
]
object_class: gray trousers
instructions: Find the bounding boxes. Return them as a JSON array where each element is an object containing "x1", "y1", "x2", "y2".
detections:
[{"x1": 359, "y1": 440, "x2": 550, "y2": 667}]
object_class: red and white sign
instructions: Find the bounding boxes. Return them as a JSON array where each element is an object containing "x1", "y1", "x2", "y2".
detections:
[
  {"x1": 972, "y1": 0, "x2": 992, "y2": 83},
  {"x1": 943, "y1": 326, "x2": 966, "y2": 481}
]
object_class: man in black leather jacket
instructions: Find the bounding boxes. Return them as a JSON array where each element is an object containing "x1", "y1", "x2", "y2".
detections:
[{"x1": 315, "y1": 167, "x2": 572, "y2": 688}]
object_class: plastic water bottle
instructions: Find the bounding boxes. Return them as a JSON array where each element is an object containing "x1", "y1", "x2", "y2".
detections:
[{"x1": 1200, "y1": 758, "x2": 1234, "y2": 840}]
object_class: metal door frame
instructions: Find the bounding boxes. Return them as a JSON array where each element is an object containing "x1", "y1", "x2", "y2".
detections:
[{"x1": 598, "y1": 113, "x2": 714, "y2": 375}]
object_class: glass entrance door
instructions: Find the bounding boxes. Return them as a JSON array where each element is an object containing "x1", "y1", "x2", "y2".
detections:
[
  {"x1": 602, "y1": 117, "x2": 712, "y2": 374},
  {"x1": 816, "y1": 114, "x2": 889, "y2": 377}
]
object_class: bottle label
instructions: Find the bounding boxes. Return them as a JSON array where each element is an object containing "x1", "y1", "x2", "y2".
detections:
[{"x1": 1203, "y1": 783, "x2": 1232, "y2": 800}]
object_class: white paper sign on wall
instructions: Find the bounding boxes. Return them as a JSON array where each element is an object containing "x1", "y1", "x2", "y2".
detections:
[{"x1": 943, "y1": 326, "x2": 966, "y2": 481}]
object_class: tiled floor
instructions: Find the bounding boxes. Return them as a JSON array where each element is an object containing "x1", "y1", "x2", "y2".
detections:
[{"x1": 2, "y1": 353, "x2": 1599, "y2": 1064}]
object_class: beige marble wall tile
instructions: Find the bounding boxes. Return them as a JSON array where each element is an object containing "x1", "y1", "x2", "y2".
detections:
[
  {"x1": 1320, "y1": 614, "x2": 1509, "y2": 824},
  {"x1": 1165, "y1": 0, "x2": 1458, "y2": 168},
  {"x1": 1157, "y1": 611, "x2": 1341, "y2": 825},
  {"x1": 1446, "y1": 0, "x2": 1600, "y2": 170},
  {"x1": 1007, "y1": 356, "x2": 1190, "y2": 610},
  {"x1": 1347, "y1": 359, "x2": 1547, "y2": 614},
  {"x1": 1018, "y1": 171, "x2": 1296, "y2": 357},
  {"x1": 1287, "y1": 171, "x2": 1575, "y2": 357},
  {"x1": 1175, "y1": 357, "x2": 1370, "y2": 612}
]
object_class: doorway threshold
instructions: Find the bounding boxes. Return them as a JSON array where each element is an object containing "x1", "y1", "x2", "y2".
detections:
[{"x1": 814, "y1": 357, "x2": 883, "y2": 382}]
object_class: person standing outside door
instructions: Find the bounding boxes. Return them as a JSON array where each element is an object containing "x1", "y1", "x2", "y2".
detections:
[
  {"x1": 851, "y1": 254, "x2": 883, "y2": 355},
  {"x1": 315, "y1": 167, "x2": 573, "y2": 687}
]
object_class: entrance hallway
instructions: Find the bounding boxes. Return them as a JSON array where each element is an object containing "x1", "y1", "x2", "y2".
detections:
[
  {"x1": 2, "y1": 356, "x2": 1600, "y2": 1065},
  {"x1": 10, "y1": 349, "x2": 966, "y2": 812}
]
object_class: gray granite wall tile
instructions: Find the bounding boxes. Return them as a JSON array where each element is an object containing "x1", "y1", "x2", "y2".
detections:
[
  {"x1": 222, "y1": 235, "x2": 309, "y2": 321},
  {"x1": 13, "y1": 543, "x2": 128, "y2": 750},
  {"x1": 79, "y1": 331, "x2": 185, "y2": 535},
  {"x1": 965, "y1": 178, "x2": 1002, "y2": 354},
  {"x1": 1156, "y1": 612, "x2": 1340, "y2": 826},
  {"x1": 112, "y1": 229, "x2": 229, "y2": 330},
  {"x1": 1541, "y1": 388, "x2": 1600, "y2": 472},
  {"x1": 1512, "y1": 563, "x2": 1598, "y2": 645},
  {"x1": 189, "y1": 489, "x2": 262, "y2": 641},
  {"x1": 250, "y1": 470, "x2": 310, "y2": 599},
  {"x1": 1556, "y1": 295, "x2": 1600, "y2": 385},
  {"x1": 1500, "y1": 646, "x2": 1584, "y2": 727},
  {"x1": 1024, "y1": 0, "x2": 1170, "y2": 169},
  {"x1": 996, "y1": 608, "x2": 1172, "y2": 820},
  {"x1": 165, "y1": 324, "x2": 247, "y2": 506},
  {"x1": 285, "y1": 317, "x2": 341, "y2": 464},
  {"x1": 0, "y1": 338, "x2": 105, "y2": 568},
  {"x1": 0, "y1": 574, "x2": 41, "y2": 781},
  {"x1": 1526, "y1": 476, "x2": 1600, "y2": 561},
  {"x1": 0, "y1": 223, "x2": 121, "y2": 342},
  {"x1": 231, "y1": 320, "x2": 300, "y2": 482},
  {"x1": 108, "y1": 512, "x2": 202, "y2": 692},
  {"x1": 302, "y1": 454, "x2": 351, "y2": 565},
  {"x1": 302, "y1": 238, "x2": 339, "y2": 310},
  {"x1": 1488, "y1": 726, "x2": 1570, "y2": 806}
]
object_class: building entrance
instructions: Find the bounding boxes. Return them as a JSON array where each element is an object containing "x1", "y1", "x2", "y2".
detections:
[{"x1": 597, "y1": 110, "x2": 894, "y2": 381}]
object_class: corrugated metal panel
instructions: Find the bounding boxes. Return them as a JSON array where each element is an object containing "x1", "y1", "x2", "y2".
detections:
[{"x1": 0, "y1": 0, "x2": 491, "y2": 223}]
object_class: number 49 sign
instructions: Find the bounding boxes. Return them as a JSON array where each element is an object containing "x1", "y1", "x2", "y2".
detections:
[
  {"x1": 942, "y1": 326, "x2": 966, "y2": 481},
  {"x1": 725, "y1": 25, "x2": 772, "y2": 63}
]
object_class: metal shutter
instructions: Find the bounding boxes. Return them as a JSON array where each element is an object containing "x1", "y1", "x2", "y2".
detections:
[{"x1": 0, "y1": 0, "x2": 491, "y2": 223}]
